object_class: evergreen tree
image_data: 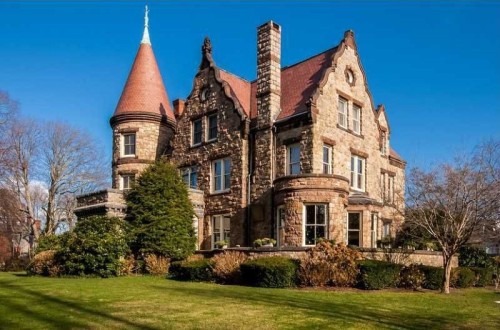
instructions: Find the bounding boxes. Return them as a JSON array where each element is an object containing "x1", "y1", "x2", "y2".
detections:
[{"x1": 126, "y1": 161, "x2": 196, "y2": 260}]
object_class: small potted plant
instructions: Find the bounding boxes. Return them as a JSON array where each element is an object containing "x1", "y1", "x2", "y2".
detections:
[
  {"x1": 254, "y1": 238, "x2": 276, "y2": 248},
  {"x1": 379, "y1": 236, "x2": 393, "y2": 248},
  {"x1": 215, "y1": 239, "x2": 229, "y2": 249}
]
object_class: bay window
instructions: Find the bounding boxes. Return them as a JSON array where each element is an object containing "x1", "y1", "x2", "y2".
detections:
[
  {"x1": 287, "y1": 144, "x2": 301, "y2": 175},
  {"x1": 304, "y1": 204, "x2": 327, "y2": 246},
  {"x1": 350, "y1": 155, "x2": 366, "y2": 191},
  {"x1": 323, "y1": 145, "x2": 333, "y2": 174},
  {"x1": 347, "y1": 212, "x2": 361, "y2": 246}
]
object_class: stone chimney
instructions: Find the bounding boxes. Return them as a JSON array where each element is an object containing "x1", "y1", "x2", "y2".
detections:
[
  {"x1": 256, "y1": 21, "x2": 281, "y2": 128},
  {"x1": 173, "y1": 99, "x2": 186, "y2": 118}
]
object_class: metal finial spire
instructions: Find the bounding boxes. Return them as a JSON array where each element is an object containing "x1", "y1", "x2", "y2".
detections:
[{"x1": 141, "y1": 5, "x2": 151, "y2": 45}]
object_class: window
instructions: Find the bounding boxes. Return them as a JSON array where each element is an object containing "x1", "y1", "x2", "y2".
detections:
[
  {"x1": 207, "y1": 114, "x2": 218, "y2": 141},
  {"x1": 287, "y1": 144, "x2": 301, "y2": 175},
  {"x1": 200, "y1": 88, "x2": 209, "y2": 101},
  {"x1": 181, "y1": 166, "x2": 198, "y2": 189},
  {"x1": 212, "y1": 215, "x2": 230, "y2": 248},
  {"x1": 192, "y1": 118, "x2": 202, "y2": 145},
  {"x1": 338, "y1": 97, "x2": 348, "y2": 128},
  {"x1": 382, "y1": 222, "x2": 391, "y2": 238},
  {"x1": 371, "y1": 213, "x2": 378, "y2": 248},
  {"x1": 123, "y1": 133, "x2": 136, "y2": 156},
  {"x1": 381, "y1": 133, "x2": 387, "y2": 155},
  {"x1": 388, "y1": 175, "x2": 395, "y2": 204},
  {"x1": 380, "y1": 173, "x2": 386, "y2": 201},
  {"x1": 352, "y1": 105, "x2": 361, "y2": 134},
  {"x1": 276, "y1": 206, "x2": 285, "y2": 247},
  {"x1": 212, "y1": 158, "x2": 231, "y2": 192},
  {"x1": 347, "y1": 212, "x2": 361, "y2": 246},
  {"x1": 350, "y1": 155, "x2": 365, "y2": 191},
  {"x1": 323, "y1": 145, "x2": 333, "y2": 174},
  {"x1": 304, "y1": 204, "x2": 327, "y2": 246},
  {"x1": 121, "y1": 174, "x2": 135, "y2": 191}
]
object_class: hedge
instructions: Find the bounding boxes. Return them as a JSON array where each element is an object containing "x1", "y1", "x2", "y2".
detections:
[
  {"x1": 452, "y1": 267, "x2": 475, "y2": 288},
  {"x1": 240, "y1": 256, "x2": 298, "y2": 288},
  {"x1": 169, "y1": 259, "x2": 214, "y2": 282},
  {"x1": 419, "y1": 265, "x2": 444, "y2": 290},
  {"x1": 470, "y1": 267, "x2": 494, "y2": 287},
  {"x1": 357, "y1": 260, "x2": 402, "y2": 290}
]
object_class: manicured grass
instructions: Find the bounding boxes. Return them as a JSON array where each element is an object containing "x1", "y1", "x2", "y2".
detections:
[{"x1": 0, "y1": 272, "x2": 498, "y2": 329}]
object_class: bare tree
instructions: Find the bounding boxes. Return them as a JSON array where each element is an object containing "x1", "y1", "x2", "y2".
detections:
[
  {"x1": 0, "y1": 188, "x2": 31, "y2": 259},
  {"x1": 406, "y1": 157, "x2": 498, "y2": 293},
  {"x1": 41, "y1": 122, "x2": 107, "y2": 235}
]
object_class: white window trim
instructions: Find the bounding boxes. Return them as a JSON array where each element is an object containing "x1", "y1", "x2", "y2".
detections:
[
  {"x1": 382, "y1": 221, "x2": 391, "y2": 238},
  {"x1": 181, "y1": 166, "x2": 198, "y2": 189},
  {"x1": 350, "y1": 155, "x2": 366, "y2": 192},
  {"x1": 192, "y1": 118, "x2": 203, "y2": 146},
  {"x1": 323, "y1": 144, "x2": 333, "y2": 174},
  {"x1": 206, "y1": 113, "x2": 218, "y2": 142},
  {"x1": 388, "y1": 175, "x2": 395, "y2": 204},
  {"x1": 211, "y1": 214, "x2": 230, "y2": 249},
  {"x1": 347, "y1": 212, "x2": 362, "y2": 247},
  {"x1": 212, "y1": 158, "x2": 231, "y2": 193},
  {"x1": 121, "y1": 133, "x2": 136, "y2": 158},
  {"x1": 371, "y1": 213, "x2": 378, "y2": 248},
  {"x1": 302, "y1": 204, "x2": 328, "y2": 247},
  {"x1": 381, "y1": 133, "x2": 387, "y2": 156},
  {"x1": 338, "y1": 97, "x2": 348, "y2": 129},
  {"x1": 120, "y1": 174, "x2": 134, "y2": 191},
  {"x1": 287, "y1": 144, "x2": 301, "y2": 175},
  {"x1": 352, "y1": 105, "x2": 361, "y2": 134}
]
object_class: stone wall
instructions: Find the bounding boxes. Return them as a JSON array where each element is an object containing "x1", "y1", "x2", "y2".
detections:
[
  {"x1": 111, "y1": 118, "x2": 174, "y2": 188},
  {"x1": 74, "y1": 189, "x2": 127, "y2": 219},
  {"x1": 170, "y1": 65, "x2": 248, "y2": 250}
]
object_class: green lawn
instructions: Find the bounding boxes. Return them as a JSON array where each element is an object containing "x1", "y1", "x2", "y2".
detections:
[{"x1": 0, "y1": 272, "x2": 498, "y2": 330}]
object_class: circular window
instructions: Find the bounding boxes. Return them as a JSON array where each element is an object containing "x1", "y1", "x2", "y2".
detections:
[
  {"x1": 200, "y1": 88, "x2": 209, "y2": 101},
  {"x1": 346, "y1": 70, "x2": 355, "y2": 85}
]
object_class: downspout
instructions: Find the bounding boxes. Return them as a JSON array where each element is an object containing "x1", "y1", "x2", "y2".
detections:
[{"x1": 271, "y1": 124, "x2": 277, "y2": 239}]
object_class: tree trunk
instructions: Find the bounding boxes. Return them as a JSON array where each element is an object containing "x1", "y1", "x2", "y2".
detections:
[{"x1": 442, "y1": 252, "x2": 453, "y2": 294}]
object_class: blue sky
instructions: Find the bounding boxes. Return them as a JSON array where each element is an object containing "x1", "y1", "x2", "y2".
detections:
[{"x1": 1, "y1": 1, "x2": 499, "y2": 170}]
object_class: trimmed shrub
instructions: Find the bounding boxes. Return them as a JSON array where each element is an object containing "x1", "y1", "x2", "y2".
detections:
[
  {"x1": 470, "y1": 267, "x2": 494, "y2": 287},
  {"x1": 169, "y1": 259, "x2": 214, "y2": 282},
  {"x1": 398, "y1": 264, "x2": 424, "y2": 290},
  {"x1": 458, "y1": 245, "x2": 492, "y2": 268},
  {"x1": 212, "y1": 251, "x2": 247, "y2": 284},
  {"x1": 144, "y1": 254, "x2": 170, "y2": 276},
  {"x1": 298, "y1": 241, "x2": 361, "y2": 287},
  {"x1": 57, "y1": 216, "x2": 130, "y2": 278},
  {"x1": 119, "y1": 255, "x2": 137, "y2": 276},
  {"x1": 419, "y1": 265, "x2": 444, "y2": 290},
  {"x1": 27, "y1": 250, "x2": 60, "y2": 276},
  {"x1": 452, "y1": 267, "x2": 475, "y2": 288},
  {"x1": 357, "y1": 260, "x2": 402, "y2": 290},
  {"x1": 240, "y1": 256, "x2": 298, "y2": 288}
]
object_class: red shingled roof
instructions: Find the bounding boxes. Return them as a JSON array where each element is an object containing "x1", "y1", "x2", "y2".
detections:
[
  {"x1": 113, "y1": 43, "x2": 175, "y2": 121},
  {"x1": 218, "y1": 47, "x2": 338, "y2": 121},
  {"x1": 389, "y1": 148, "x2": 404, "y2": 162}
]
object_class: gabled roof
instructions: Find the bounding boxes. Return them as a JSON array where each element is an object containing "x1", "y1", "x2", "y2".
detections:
[
  {"x1": 113, "y1": 43, "x2": 175, "y2": 121},
  {"x1": 218, "y1": 69, "x2": 251, "y2": 118}
]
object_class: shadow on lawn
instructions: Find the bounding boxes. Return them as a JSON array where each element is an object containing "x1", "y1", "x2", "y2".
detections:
[
  {"x1": 0, "y1": 277, "x2": 157, "y2": 330},
  {"x1": 157, "y1": 284, "x2": 480, "y2": 330}
]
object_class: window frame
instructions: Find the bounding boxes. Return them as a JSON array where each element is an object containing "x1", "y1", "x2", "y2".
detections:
[
  {"x1": 120, "y1": 174, "x2": 135, "y2": 191},
  {"x1": 303, "y1": 204, "x2": 328, "y2": 246},
  {"x1": 212, "y1": 158, "x2": 231, "y2": 193},
  {"x1": 338, "y1": 97, "x2": 348, "y2": 129},
  {"x1": 122, "y1": 133, "x2": 136, "y2": 157},
  {"x1": 371, "y1": 213, "x2": 378, "y2": 248},
  {"x1": 181, "y1": 165, "x2": 198, "y2": 189},
  {"x1": 207, "y1": 113, "x2": 218, "y2": 142},
  {"x1": 388, "y1": 175, "x2": 395, "y2": 204},
  {"x1": 212, "y1": 214, "x2": 230, "y2": 249},
  {"x1": 192, "y1": 118, "x2": 203, "y2": 146},
  {"x1": 350, "y1": 155, "x2": 366, "y2": 191},
  {"x1": 381, "y1": 133, "x2": 387, "y2": 156},
  {"x1": 382, "y1": 221, "x2": 391, "y2": 238},
  {"x1": 352, "y1": 104, "x2": 361, "y2": 134},
  {"x1": 347, "y1": 212, "x2": 362, "y2": 247},
  {"x1": 322, "y1": 144, "x2": 333, "y2": 174},
  {"x1": 287, "y1": 144, "x2": 301, "y2": 175}
]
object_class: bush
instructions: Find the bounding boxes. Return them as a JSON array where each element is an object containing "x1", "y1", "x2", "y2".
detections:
[
  {"x1": 470, "y1": 267, "x2": 494, "y2": 287},
  {"x1": 240, "y1": 256, "x2": 298, "y2": 288},
  {"x1": 27, "y1": 250, "x2": 60, "y2": 276},
  {"x1": 212, "y1": 251, "x2": 247, "y2": 284},
  {"x1": 57, "y1": 216, "x2": 130, "y2": 278},
  {"x1": 419, "y1": 265, "x2": 444, "y2": 290},
  {"x1": 144, "y1": 254, "x2": 170, "y2": 276},
  {"x1": 458, "y1": 245, "x2": 492, "y2": 268},
  {"x1": 357, "y1": 260, "x2": 402, "y2": 290},
  {"x1": 36, "y1": 234, "x2": 66, "y2": 253},
  {"x1": 169, "y1": 259, "x2": 214, "y2": 282},
  {"x1": 398, "y1": 264, "x2": 424, "y2": 290},
  {"x1": 2, "y1": 256, "x2": 30, "y2": 272},
  {"x1": 298, "y1": 241, "x2": 361, "y2": 287},
  {"x1": 126, "y1": 161, "x2": 196, "y2": 260},
  {"x1": 119, "y1": 255, "x2": 137, "y2": 276},
  {"x1": 452, "y1": 267, "x2": 476, "y2": 288}
]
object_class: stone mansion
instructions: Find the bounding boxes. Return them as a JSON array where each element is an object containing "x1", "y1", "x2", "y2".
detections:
[{"x1": 75, "y1": 12, "x2": 406, "y2": 251}]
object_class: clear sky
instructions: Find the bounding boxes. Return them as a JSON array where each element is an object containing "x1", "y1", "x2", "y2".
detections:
[{"x1": 1, "y1": 1, "x2": 499, "y2": 170}]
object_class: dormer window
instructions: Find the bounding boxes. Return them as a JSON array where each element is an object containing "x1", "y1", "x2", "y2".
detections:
[
  {"x1": 381, "y1": 133, "x2": 387, "y2": 156},
  {"x1": 200, "y1": 88, "x2": 209, "y2": 102},
  {"x1": 192, "y1": 118, "x2": 202, "y2": 146},
  {"x1": 207, "y1": 113, "x2": 218, "y2": 141},
  {"x1": 122, "y1": 133, "x2": 136, "y2": 157}
]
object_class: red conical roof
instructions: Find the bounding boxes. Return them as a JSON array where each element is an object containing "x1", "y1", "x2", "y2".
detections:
[{"x1": 113, "y1": 43, "x2": 175, "y2": 121}]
